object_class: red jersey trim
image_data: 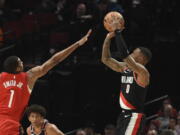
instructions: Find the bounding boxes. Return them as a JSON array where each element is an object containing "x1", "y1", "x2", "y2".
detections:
[
  {"x1": 132, "y1": 113, "x2": 143, "y2": 135},
  {"x1": 120, "y1": 92, "x2": 136, "y2": 110}
]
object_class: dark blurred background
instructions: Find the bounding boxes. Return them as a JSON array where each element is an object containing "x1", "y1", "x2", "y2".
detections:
[{"x1": 0, "y1": 0, "x2": 179, "y2": 134}]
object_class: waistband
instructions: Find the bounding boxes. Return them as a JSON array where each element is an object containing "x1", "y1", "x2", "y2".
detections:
[{"x1": 121, "y1": 109, "x2": 144, "y2": 114}]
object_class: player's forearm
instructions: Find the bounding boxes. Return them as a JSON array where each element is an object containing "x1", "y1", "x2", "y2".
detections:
[
  {"x1": 40, "y1": 42, "x2": 79, "y2": 74},
  {"x1": 51, "y1": 42, "x2": 79, "y2": 64},
  {"x1": 115, "y1": 30, "x2": 129, "y2": 59},
  {"x1": 101, "y1": 37, "x2": 112, "y2": 63},
  {"x1": 123, "y1": 55, "x2": 139, "y2": 72}
]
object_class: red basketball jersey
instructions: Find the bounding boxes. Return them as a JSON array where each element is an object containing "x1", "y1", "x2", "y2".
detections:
[{"x1": 0, "y1": 72, "x2": 30, "y2": 122}]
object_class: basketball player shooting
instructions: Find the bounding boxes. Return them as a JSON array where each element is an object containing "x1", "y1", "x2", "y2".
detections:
[
  {"x1": 0, "y1": 29, "x2": 91, "y2": 135},
  {"x1": 102, "y1": 12, "x2": 152, "y2": 135}
]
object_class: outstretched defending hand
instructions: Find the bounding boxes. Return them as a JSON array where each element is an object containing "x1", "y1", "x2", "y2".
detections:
[{"x1": 77, "y1": 29, "x2": 92, "y2": 46}]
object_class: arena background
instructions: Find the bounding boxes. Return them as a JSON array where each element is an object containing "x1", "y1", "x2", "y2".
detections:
[{"x1": 0, "y1": 0, "x2": 179, "y2": 134}]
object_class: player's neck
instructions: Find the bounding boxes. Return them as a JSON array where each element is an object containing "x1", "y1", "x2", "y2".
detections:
[
  {"x1": 33, "y1": 126, "x2": 42, "y2": 134},
  {"x1": 33, "y1": 121, "x2": 44, "y2": 129}
]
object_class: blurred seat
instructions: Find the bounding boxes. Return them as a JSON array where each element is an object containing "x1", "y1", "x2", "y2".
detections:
[
  {"x1": 21, "y1": 14, "x2": 39, "y2": 33},
  {"x1": 37, "y1": 13, "x2": 58, "y2": 28},
  {"x1": 2, "y1": 20, "x2": 24, "y2": 42},
  {"x1": 50, "y1": 32, "x2": 69, "y2": 45},
  {"x1": 0, "y1": 28, "x2": 4, "y2": 47}
]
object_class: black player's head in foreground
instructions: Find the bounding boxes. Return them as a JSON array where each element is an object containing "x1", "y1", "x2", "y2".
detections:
[
  {"x1": 3, "y1": 56, "x2": 24, "y2": 74},
  {"x1": 131, "y1": 47, "x2": 152, "y2": 65}
]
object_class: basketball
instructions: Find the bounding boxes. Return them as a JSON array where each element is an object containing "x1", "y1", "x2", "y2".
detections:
[{"x1": 103, "y1": 11, "x2": 125, "y2": 32}]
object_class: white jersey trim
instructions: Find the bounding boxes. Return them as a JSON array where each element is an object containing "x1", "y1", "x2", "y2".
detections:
[
  {"x1": 119, "y1": 96, "x2": 132, "y2": 110},
  {"x1": 125, "y1": 113, "x2": 138, "y2": 135}
]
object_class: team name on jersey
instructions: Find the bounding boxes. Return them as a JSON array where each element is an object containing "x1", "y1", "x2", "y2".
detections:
[
  {"x1": 3, "y1": 80, "x2": 23, "y2": 88},
  {"x1": 121, "y1": 76, "x2": 134, "y2": 84}
]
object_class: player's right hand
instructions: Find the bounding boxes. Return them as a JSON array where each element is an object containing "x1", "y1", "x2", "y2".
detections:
[
  {"x1": 106, "y1": 32, "x2": 115, "y2": 39},
  {"x1": 77, "y1": 29, "x2": 92, "y2": 46}
]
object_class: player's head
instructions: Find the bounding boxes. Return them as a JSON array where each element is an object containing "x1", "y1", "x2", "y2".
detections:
[
  {"x1": 131, "y1": 47, "x2": 152, "y2": 65},
  {"x1": 3, "y1": 56, "x2": 23, "y2": 74},
  {"x1": 26, "y1": 104, "x2": 46, "y2": 126}
]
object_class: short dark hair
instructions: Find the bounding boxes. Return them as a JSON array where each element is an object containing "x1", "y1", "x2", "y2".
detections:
[
  {"x1": 138, "y1": 47, "x2": 152, "y2": 62},
  {"x1": 26, "y1": 104, "x2": 46, "y2": 118},
  {"x1": 3, "y1": 56, "x2": 19, "y2": 73}
]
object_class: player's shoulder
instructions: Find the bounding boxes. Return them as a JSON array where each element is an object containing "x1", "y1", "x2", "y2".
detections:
[
  {"x1": 46, "y1": 123, "x2": 56, "y2": 128},
  {"x1": 45, "y1": 123, "x2": 59, "y2": 131},
  {"x1": 135, "y1": 63, "x2": 149, "y2": 74}
]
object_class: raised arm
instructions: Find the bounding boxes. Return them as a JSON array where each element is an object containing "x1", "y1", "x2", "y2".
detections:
[
  {"x1": 27, "y1": 29, "x2": 92, "y2": 89},
  {"x1": 101, "y1": 32, "x2": 127, "y2": 72},
  {"x1": 115, "y1": 30, "x2": 150, "y2": 86}
]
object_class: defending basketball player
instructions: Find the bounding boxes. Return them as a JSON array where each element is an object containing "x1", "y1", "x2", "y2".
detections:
[
  {"x1": 0, "y1": 29, "x2": 91, "y2": 135},
  {"x1": 26, "y1": 104, "x2": 64, "y2": 135},
  {"x1": 101, "y1": 13, "x2": 152, "y2": 134}
]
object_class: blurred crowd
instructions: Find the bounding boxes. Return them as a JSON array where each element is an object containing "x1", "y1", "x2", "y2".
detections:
[
  {"x1": 146, "y1": 98, "x2": 180, "y2": 135},
  {"x1": 0, "y1": 0, "x2": 179, "y2": 66},
  {"x1": 69, "y1": 98, "x2": 180, "y2": 135}
]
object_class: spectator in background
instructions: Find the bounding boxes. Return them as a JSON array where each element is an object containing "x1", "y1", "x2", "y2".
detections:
[
  {"x1": 70, "y1": 3, "x2": 92, "y2": 24},
  {"x1": 55, "y1": 0, "x2": 67, "y2": 22},
  {"x1": 160, "y1": 129, "x2": 175, "y2": 135},
  {"x1": 76, "y1": 129, "x2": 87, "y2": 135},
  {"x1": 69, "y1": 3, "x2": 93, "y2": 45},
  {"x1": 108, "y1": 0, "x2": 124, "y2": 14},
  {"x1": 156, "y1": 104, "x2": 174, "y2": 132},
  {"x1": 175, "y1": 115, "x2": 180, "y2": 135},
  {"x1": 84, "y1": 122, "x2": 100, "y2": 135},
  {"x1": 84, "y1": 124, "x2": 95, "y2": 135},
  {"x1": 0, "y1": 0, "x2": 5, "y2": 8},
  {"x1": 146, "y1": 120, "x2": 160, "y2": 134},
  {"x1": 104, "y1": 124, "x2": 116, "y2": 135},
  {"x1": 35, "y1": 0, "x2": 56, "y2": 13},
  {"x1": 157, "y1": 99, "x2": 177, "y2": 118},
  {"x1": 168, "y1": 117, "x2": 178, "y2": 135},
  {"x1": 97, "y1": 0, "x2": 109, "y2": 21},
  {"x1": 147, "y1": 129, "x2": 158, "y2": 135}
]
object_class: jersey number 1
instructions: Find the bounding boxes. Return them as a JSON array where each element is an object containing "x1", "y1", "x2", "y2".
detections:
[{"x1": 8, "y1": 90, "x2": 15, "y2": 108}]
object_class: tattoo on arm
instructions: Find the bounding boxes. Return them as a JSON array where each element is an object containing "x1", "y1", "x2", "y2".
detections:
[
  {"x1": 101, "y1": 37, "x2": 126, "y2": 72},
  {"x1": 123, "y1": 56, "x2": 139, "y2": 72}
]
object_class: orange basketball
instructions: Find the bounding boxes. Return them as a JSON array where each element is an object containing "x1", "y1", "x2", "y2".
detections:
[{"x1": 103, "y1": 11, "x2": 125, "y2": 32}]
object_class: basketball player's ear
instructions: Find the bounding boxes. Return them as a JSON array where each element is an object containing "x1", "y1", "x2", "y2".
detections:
[
  {"x1": 139, "y1": 55, "x2": 145, "y2": 64},
  {"x1": 16, "y1": 66, "x2": 20, "y2": 72}
]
